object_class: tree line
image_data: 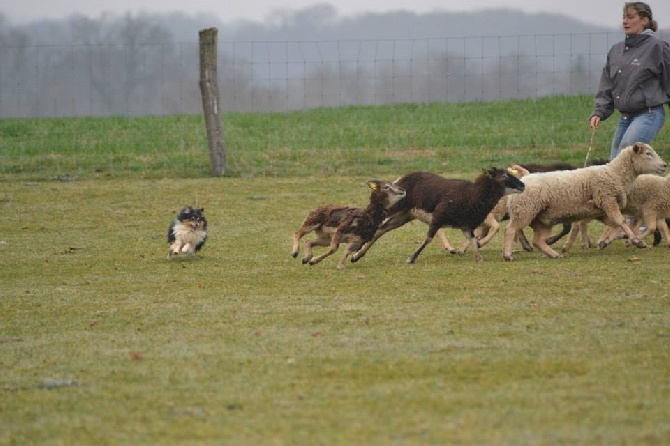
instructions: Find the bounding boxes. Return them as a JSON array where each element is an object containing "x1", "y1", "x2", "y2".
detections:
[{"x1": 0, "y1": 11, "x2": 637, "y2": 118}]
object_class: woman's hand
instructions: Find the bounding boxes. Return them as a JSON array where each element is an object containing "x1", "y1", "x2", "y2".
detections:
[{"x1": 589, "y1": 115, "x2": 600, "y2": 129}]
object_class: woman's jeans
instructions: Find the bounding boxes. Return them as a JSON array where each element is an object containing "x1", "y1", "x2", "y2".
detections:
[{"x1": 610, "y1": 105, "x2": 666, "y2": 159}]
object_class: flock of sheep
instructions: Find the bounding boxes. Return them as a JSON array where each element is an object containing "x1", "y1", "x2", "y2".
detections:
[{"x1": 291, "y1": 142, "x2": 670, "y2": 268}]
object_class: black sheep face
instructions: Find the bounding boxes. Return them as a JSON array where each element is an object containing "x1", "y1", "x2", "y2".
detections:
[{"x1": 487, "y1": 167, "x2": 525, "y2": 196}]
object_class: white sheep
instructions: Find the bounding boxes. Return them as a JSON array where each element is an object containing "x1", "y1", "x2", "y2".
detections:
[
  {"x1": 588, "y1": 173, "x2": 670, "y2": 248},
  {"x1": 457, "y1": 162, "x2": 584, "y2": 255},
  {"x1": 502, "y1": 143, "x2": 667, "y2": 261}
]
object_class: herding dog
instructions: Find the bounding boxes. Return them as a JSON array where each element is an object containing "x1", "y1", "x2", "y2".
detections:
[{"x1": 167, "y1": 206, "x2": 208, "y2": 258}]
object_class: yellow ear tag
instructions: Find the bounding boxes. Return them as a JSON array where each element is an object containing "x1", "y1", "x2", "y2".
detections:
[
  {"x1": 507, "y1": 167, "x2": 519, "y2": 177},
  {"x1": 368, "y1": 182, "x2": 377, "y2": 190}
]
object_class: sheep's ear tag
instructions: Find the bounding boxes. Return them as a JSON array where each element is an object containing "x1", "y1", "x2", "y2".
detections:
[
  {"x1": 368, "y1": 181, "x2": 378, "y2": 190},
  {"x1": 507, "y1": 167, "x2": 519, "y2": 177}
]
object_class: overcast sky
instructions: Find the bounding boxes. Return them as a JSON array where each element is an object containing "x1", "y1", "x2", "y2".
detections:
[{"x1": 3, "y1": 0, "x2": 670, "y2": 29}]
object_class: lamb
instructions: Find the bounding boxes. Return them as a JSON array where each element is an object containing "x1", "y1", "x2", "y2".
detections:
[
  {"x1": 350, "y1": 168, "x2": 525, "y2": 263},
  {"x1": 583, "y1": 173, "x2": 670, "y2": 248},
  {"x1": 502, "y1": 142, "x2": 667, "y2": 261},
  {"x1": 291, "y1": 179, "x2": 406, "y2": 269}
]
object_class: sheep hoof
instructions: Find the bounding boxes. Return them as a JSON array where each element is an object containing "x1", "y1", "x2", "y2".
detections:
[
  {"x1": 633, "y1": 239, "x2": 646, "y2": 249},
  {"x1": 406, "y1": 257, "x2": 417, "y2": 264},
  {"x1": 301, "y1": 258, "x2": 310, "y2": 264},
  {"x1": 457, "y1": 250, "x2": 466, "y2": 256},
  {"x1": 350, "y1": 255, "x2": 360, "y2": 263},
  {"x1": 448, "y1": 249, "x2": 457, "y2": 255},
  {"x1": 653, "y1": 232, "x2": 662, "y2": 246},
  {"x1": 503, "y1": 255, "x2": 515, "y2": 262},
  {"x1": 598, "y1": 241, "x2": 609, "y2": 249},
  {"x1": 291, "y1": 251, "x2": 298, "y2": 258}
]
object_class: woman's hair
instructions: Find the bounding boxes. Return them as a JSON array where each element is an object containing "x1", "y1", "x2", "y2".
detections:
[{"x1": 624, "y1": 2, "x2": 658, "y2": 32}]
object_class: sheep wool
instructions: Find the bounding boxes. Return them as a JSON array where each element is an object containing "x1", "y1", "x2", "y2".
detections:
[
  {"x1": 502, "y1": 142, "x2": 667, "y2": 261},
  {"x1": 595, "y1": 173, "x2": 670, "y2": 248}
]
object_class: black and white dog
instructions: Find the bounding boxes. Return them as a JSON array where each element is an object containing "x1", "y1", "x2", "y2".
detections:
[{"x1": 167, "y1": 206, "x2": 208, "y2": 258}]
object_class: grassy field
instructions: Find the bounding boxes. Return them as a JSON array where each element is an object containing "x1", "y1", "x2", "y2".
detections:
[
  {"x1": 1, "y1": 98, "x2": 670, "y2": 444},
  {"x1": 5, "y1": 95, "x2": 669, "y2": 180}
]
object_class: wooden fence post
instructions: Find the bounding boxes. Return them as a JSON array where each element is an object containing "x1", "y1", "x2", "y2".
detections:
[{"x1": 198, "y1": 27, "x2": 227, "y2": 176}]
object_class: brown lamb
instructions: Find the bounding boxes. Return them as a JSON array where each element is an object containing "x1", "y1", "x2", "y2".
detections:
[{"x1": 291, "y1": 180, "x2": 406, "y2": 269}]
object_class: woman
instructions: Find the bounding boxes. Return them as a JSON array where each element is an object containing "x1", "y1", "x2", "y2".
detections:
[{"x1": 590, "y1": 2, "x2": 670, "y2": 160}]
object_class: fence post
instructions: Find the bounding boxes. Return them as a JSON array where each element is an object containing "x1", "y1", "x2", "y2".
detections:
[{"x1": 198, "y1": 27, "x2": 227, "y2": 176}]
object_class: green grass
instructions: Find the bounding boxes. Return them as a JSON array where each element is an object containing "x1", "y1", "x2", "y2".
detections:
[
  {"x1": 4, "y1": 96, "x2": 668, "y2": 180},
  {"x1": 1, "y1": 175, "x2": 669, "y2": 444}
]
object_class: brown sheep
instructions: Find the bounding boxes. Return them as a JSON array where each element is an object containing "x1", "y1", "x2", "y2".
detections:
[
  {"x1": 351, "y1": 168, "x2": 525, "y2": 263},
  {"x1": 291, "y1": 180, "x2": 406, "y2": 269}
]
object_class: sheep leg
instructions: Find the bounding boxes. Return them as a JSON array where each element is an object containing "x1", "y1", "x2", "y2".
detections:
[
  {"x1": 531, "y1": 223, "x2": 563, "y2": 259},
  {"x1": 545, "y1": 223, "x2": 572, "y2": 245},
  {"x1": 579, "y1": 220, "x2": 594, "y2": 249},
  {"x1": 561, "y1": 222, "x2": 581, "y2": 252},
  {"x1": 654, "y1": 218, "x2": 670, "y2": 246},
  {"x1": 308, "y1": 233, "x2": 342, "y2": 265},
  {"x1": 516, "y1": 229, "x2": 533, "y2": 252},
  {"x1": 407, "y1": 225, "x2": 440, "y2": 264},
  {"x1": 598, "y1": 205, "x2": 645, "y2": 249},
  {"x1": 436, "y1": 228, "x2": 457, "y2": 254},
  {"x1": 636, "y1": 210, "x2": 659, "y2": 242},
  {"x1": 475, "y1": 216, "x2": 499, "y2": 248},
  {"x1": 351, "y1": 212, "x2": 412, "y2": 262},
  {"x1": 596, "y1": 227, "x2": 618, "y2": 247},
  {"x1": 463, "y1": 228, "x2": 484, "y2": 262},
  {"x1": 291, "y1": 224, "x2": 317, "y2": 258},
  {"x1": 562, "y1": 220, "x2": 592, "y2": 252},
  {"x1": 302, "y1": 232, "x2": 331, "y2": 264},
  {"x1": 503, "y1": 223, "x2": 519, "y2": 261},
  {"x1": 621, "y1": 217, "x2": 644, "y2": 247},
  {"x1": 336, "y1": 243, "x2": 361, "y2": 269},
  {"x1": 407, "y1": 236, "x2": 432, "y2": 264},
  {"x1": 656, "y1": 219, "x2": 670, "y2": 247},
  {"x1": 460, "y1": 214, "x2": 498, "y2": 255}
]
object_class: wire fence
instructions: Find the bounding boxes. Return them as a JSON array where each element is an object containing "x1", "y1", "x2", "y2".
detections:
[
  {"x1": 0, "y1": 32, "x2": 651, "y2": 118},
  {"x1": 1, "y1": 32, "x2": 669, "y2": 178}
]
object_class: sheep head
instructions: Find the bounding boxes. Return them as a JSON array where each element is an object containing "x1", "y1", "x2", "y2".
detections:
[
  {"x1": 626, "y1": 142, "x2": 667, "y2": 176},
  {"x1": 483, "y1": 167, "x2": 525, "y2": 196},
  {"x1": 366, "y1": 179, "x2": 406, "y2": 209}
]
